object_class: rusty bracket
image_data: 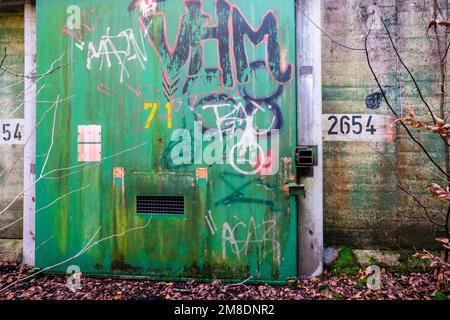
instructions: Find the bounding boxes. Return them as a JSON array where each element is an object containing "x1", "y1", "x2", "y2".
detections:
[{"x1": 288, "y1": 182, "x2": 306, "y2": 197}]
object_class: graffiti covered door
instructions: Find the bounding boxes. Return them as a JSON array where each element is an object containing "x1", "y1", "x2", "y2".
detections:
[{"x1": 35, "y1": 0, "x2": 297, "y2": 282}]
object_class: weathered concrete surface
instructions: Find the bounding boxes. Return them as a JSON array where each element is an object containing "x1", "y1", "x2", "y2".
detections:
[
  {"x1": 0, "y1": 11, "x2": 24, "y2": 241},
  {"x1": 323, "y1": 0, "x2": 449, "y2": 249},
  {"x1": 0, "y1": 1, "x2": 24, "y2": 12},
  {"x1": 324, "y1": 247, "x2": 413, "y2": 268},
  {"x1": 0, "y1": 239, "x2": 22, "y2": 262},
  {"x1": 353, "y1": 249, "x2": 401, "y2": 266}
]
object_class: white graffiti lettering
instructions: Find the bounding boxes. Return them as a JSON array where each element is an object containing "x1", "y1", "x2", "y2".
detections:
[
  {"x1": 221, "y1": 216, "x2": 281, "y2": 264},
  {"x1": 86, "y1": 27, "x2": 147, "y2": 83}
]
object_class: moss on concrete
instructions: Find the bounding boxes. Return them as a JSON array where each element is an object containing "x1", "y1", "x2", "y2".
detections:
[
  {"x1": 356, "y1": 277, "x2": 367, "y2": 289},
  {"x1": 361, "y1": 250, "x2": 431, "y2": 275},
  {"x1": 432, "y1": 292, "x2": 448, "y2": 300},
  {"x1": 328, "y1": 248, "x2": 433, "y2": 276},
  {"x1": 331, "y1": 248, "x2": 360, "y2": 276}
]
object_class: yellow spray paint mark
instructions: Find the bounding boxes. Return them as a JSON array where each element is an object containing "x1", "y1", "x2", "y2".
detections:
[
  {"x1": 144, "y1": 102, "x2": 173, "y2": 128},
  {"x1": 144, "y1": 102, "x2": 158, "y2": 129},
  {"x1": 166, "y1": 102, "x2": 172, "y2": 129}
]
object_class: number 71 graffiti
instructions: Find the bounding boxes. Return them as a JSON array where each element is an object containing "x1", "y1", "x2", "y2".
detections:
[{"x1": 144, "y1": 102, "x2": 172, "y2": 129}]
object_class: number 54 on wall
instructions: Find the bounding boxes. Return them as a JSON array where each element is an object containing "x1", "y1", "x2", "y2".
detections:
[{"x1": 0, "y1": 119, "x2": 24, "y2": 145}]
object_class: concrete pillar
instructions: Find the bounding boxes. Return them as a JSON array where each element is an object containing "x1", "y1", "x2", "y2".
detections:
[
  {"x1": 23, "y1": 0, "x2": 36, "y2": 266},
  {"x1": 296, "y1": 0, "x2": 323, "y2": 278}
]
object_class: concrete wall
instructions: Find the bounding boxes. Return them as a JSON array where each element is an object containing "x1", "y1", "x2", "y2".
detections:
[
  {"x1": 0, "y1": 0, "x2": 449, "y2": 263},
  {"x1": 322, "y1": 0, "x2": 448, "y2": 249},
  {"x1": 0, "y1": 10, "x2": 24, "y2": 261}
]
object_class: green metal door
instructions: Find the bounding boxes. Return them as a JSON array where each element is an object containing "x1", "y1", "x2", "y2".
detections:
[{"x1": 35, "y1": 0, "x2": 298, "y2": 283}]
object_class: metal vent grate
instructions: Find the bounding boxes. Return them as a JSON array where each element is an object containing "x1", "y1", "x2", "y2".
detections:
[
  {"x1": 296, "y1": 149, "x2": 313, "y2": 166},
  {"x1": 295, "y1": 146, "x2": 318, "y2": 167},
  {"x1": 136, "y1": 196, "x2": 185, "y2": 214}
]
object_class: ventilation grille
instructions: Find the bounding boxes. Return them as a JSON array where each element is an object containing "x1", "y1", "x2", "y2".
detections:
[
  {"x1": 295, "y1": 146, "x2": 318, "y2": 167},
  {"x1": 296, "y1": 149, "x2": 314, "y2": 166},
  {"x1": 136, "y1": 196, "x2": 185, "y2": 214}
]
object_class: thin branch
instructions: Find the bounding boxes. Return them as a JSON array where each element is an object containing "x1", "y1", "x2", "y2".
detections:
[
  {"x1": 441, "y1": 40, "x2": 450, "y2": 63},
  {"x1": 393, "y1": 170, "x2": 446, "y2": 227},
  {"x1": 0, "y1": 51, "x2": 67, "y2": 79},
  {"x1": 365, "y1": 30, "x2": 450, "y2": 178},
  {"x1": 381, "y1": 17, "x2": 443, "y2": 130},
  {"x1": 0, "y1": 94, "x2": 74, "y2": 195},
  {"x1": 295, "y1": 3, "x2": 365, "y2": 52},
  {"x1": 0, "y1": 227, "x2": 101, "y2": 293},
  {"x1": 0, "y1": 78, "x2": 25, "y2": 91},
  {"x1": 0, "y1": 52, "x2": 66, "y2": 114},
  {"x1": 229, "y1": 276, "x2": 253, "y2": 286},
  {"x1": 0, "y1": 141, "x2": 148, "y2": 217},
  {"x1": 0, "y1": 47, "x2": 6, "y2": 71},
  {"x1": 345, "y1": 138, "x2": 448, "y2": 226},
  {"x1": 36, "y1": 184, "x2": 91, "y2": 214},
  {"x1": 40, "y1": 95, "x2": 60, "y2": 178},
  {"x1": 0, "y1": 217, "x2": 153, "y2": 294},
  {"x1": 0, "y1": 82, "x2": 33, "y2": 114},
  {"x1": 445, "y1": 205, "x2": 450, "y2": 260},
  {"x1": 2, "y1": 85, "x2": 51, "y2": 123},
  {"x1": 0, "y1": 180, "x2": 90, "y2": 232}
]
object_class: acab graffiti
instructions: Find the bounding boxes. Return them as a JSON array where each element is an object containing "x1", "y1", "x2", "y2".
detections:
[
  {"x1": 222, "y1": 216, "x2": 281, "y2": 264},
  {"x1": 205, "y1": 211, "x2": 281, "y2": 263}
]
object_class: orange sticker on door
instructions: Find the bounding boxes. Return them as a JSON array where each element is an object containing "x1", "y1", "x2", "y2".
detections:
[
  {"x1": 113, "y1": 167, "x2": 125, "y2": 178},
  {"x1": 196, "y1": 168, "x2": 208, "y2": 180}
]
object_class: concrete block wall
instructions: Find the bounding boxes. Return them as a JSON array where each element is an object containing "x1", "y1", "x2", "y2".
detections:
[
  {"x1": 323, "y1": 0, "x2": 448, "y2": 249},
  {"x1": 0, "y1": 10, "x2": 24, "y2": 261}
]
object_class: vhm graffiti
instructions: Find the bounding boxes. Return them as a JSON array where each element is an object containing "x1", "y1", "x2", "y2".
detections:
[{"x1": 130, "y1": 0, "x2": 292, "y2": 86}]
